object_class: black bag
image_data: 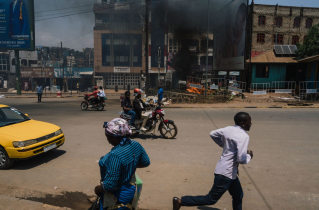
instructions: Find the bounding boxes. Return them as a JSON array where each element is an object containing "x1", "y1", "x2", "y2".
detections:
[{"x1": 88, "y1": 196, "x2": 100, "y2": 210}]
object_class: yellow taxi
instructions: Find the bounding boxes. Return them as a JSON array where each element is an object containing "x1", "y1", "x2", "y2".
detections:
[{"x1": 0, "y1": 104, "x2": 65, "y2": 169}]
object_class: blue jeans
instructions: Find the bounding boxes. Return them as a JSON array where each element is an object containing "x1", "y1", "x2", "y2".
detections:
[
  {"x1": 181, "y1": 174, "x2": 243, "y2": 210},
  {"x1": 124, "y1": 110, "x2": 136, "y2": 125}
]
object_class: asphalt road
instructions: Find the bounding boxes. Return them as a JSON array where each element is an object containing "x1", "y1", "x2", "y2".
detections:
[{"x1": 0, "y1": 97, "x2": 318, "y2": 210}]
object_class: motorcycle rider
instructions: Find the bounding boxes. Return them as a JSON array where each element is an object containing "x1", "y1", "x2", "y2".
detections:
[
  {"x1": 133, "y1": 88, "x2": 150, "y2": 131},
  {"x1": 97, "y1": 86, "x2": 106, "y2": 103},
  {"x1": 121, "y1": 91, "x2": 136, "y2": 129},
  {"x1": 86, "y1": 86, "x2": 99, "y2": 106}
]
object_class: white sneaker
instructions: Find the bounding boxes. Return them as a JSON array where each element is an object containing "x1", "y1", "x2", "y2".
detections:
[
  {"x1": 141, "y1": 127, "x2": 147, "y2": 131},
  {"x1": 129, "y1": 125, "x2": 136, "y2": 130}
]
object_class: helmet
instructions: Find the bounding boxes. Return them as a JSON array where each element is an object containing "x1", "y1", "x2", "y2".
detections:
[
  {"x1": 94, "y1": 86, "x2": 98, "y2": 90},
  {"x1": 133, "y1": 88, "x2": 143, "y2": 96}
]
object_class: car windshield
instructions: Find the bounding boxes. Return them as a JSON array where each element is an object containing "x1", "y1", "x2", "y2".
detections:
[{"x1": 0, "y1": 107, "x2": 30, "y2": 127}]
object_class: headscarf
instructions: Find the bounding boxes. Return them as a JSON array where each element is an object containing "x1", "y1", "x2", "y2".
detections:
[{"x1": 105, "y1": 118, "x2": 132, "y2": 145}]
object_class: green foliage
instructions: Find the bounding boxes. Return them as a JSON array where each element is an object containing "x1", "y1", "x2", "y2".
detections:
[{"x1": 296, "y1": 24, "x2": 319, "y2": 60}]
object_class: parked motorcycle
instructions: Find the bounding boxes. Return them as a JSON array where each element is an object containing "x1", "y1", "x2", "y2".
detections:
[
  {"x1": 118, "y1": 106, "x2": 178, "y2": 139},
  {"x1": 81, "y1": 95, "x2": 106, "y2": 111}
]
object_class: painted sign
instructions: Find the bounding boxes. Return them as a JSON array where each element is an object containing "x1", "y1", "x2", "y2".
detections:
[
  {"x1": 210, "y1": 85, "x2": 219, "y2": 90},
  {"x1": 189, "y1": 83, "x2": 203, "y2": 89},
  {"x1": 0, "y1": 0, "x2": 35, "y2": 50},
  {"x1": 253, "y1": 91, "x2": 267, "y2": 95},
  {"x1": 114, "y1": 67, "x2": 130, "y2": 73},
  {"x1": 275, "y1": 89, "x2": 292, "y2": 94},
  {"x1": 229, "y1": 86, "x2": 243, "y2": 93},
  {"x1": 306, "y1": 89, "x2": 317, "y2": 94},
  {"x1": 21, "y1": 67, "x2": 54, "y2": 78}
]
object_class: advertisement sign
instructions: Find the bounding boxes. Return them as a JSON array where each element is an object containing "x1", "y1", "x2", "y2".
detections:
[
  {"x1": 0, "y1": 0, "x2": 35, "y2": 50},
  {"x1": 213, "y1": 0, "x2": 247, "y2": 71},
  {"x1": 210, "y1": 85, "x2": 219, "y2": 90},
  {"x1": 21, "y1": 67, "x2": 54, "y2": 78},
  {"x1": 114, "y1": 67, "x2": 130, "y2": 73},
  {"x1": 229, "y1": 86, "x2": 242, "y2": 93},
  {"x1": 253, "y1": 91, "x2": 267, "y2": 95},
  {"x1": 275, "y1": 89, "x2": 292, "y2": 94},
  {"x1": 189, "y1": 83, "x2": 203, "y2": 89},
  {"x1": 306, "y1": 89, "x2": 317, "y2": 94}
]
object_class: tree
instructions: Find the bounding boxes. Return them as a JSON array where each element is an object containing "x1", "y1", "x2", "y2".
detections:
[{"x1": 296, "y1": 24, "x2": 319, "y2": 60}]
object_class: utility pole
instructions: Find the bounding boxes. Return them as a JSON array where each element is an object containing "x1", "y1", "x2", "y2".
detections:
[
  {"x1": 14, "y1": 50, "x2": 21, "y2": 95},
  {"x1": 205, "y1": 0, "x2": 210, "y2": 97},
  {"x1": 71, "y1": 55, "x2": 73, "y2": 95},
  {"x1": 61, "y1": 42, "x2": 66, "y2": 93},
  {"x1": 145, "y1": 0, "x2": 150, "y2": 95},
  {"x1": 158, "y1": 47, "x2": 161, "y2": 86},
  {"x1": 89, "y1": 54, "x2": 90, "y2": 68}
]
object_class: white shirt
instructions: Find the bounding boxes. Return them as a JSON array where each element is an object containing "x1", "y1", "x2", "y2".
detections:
[
  {"x1": 13, "y1": 0, "x2": 17, "y2": 12},
  {"x1": 210, "y1": 125, "x2": 251, "y2": 180}
]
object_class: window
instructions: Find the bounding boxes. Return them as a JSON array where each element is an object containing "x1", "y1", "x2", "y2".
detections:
[
  {"x1": 293, "y1": 18, "x2": 300, "y2": 28},
  {"x1": 0, "y1": 55, "x2": 9, "y2": 71},
  {"x1": 256, "y1": 65, "x2": 269, "y2": 78},
  {"x1": 275, "y1": 17, "x2": 283, "y2": 27},
  {"x1": 306, "y1": 18, "x2": 313, "y2": 29},
  {"x1": 257, "y1": 34, "x2": 265, "y2": 43},
  {"x1": 292, "y1": 36, "x2": 299, "y2": 45},
  {"x1": 258, "y1": 16, "x2": 266, "y2": 26},
  {"x1": 304, "y1": 36, "x2": 308, "y2": 42},
  {"x1": 273, "y1": 34, "x2": 284, "y2": 44}
]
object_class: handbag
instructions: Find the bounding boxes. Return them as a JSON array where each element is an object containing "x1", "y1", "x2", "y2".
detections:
[{"x1": 88, "y1": 196, "x2": 100, "y2": 210}]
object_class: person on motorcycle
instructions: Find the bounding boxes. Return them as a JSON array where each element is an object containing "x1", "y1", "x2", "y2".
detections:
[
  {"x1": 97, "y1": 86, "x2": 106, "y2": 103},
  {"x1": 133, "y1": 88, "x2": 150, "y2": 131},
  {"x1": 121, "y1": 91, "x2": 136, "y2": 129},
  {"x1": 86, "y1": 86, "x2": 99, "y2": 106}
]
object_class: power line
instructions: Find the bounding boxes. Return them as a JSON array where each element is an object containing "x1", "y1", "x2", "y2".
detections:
[{"x1": 35, "y1": 0, "x2": 193, "y2": 22}]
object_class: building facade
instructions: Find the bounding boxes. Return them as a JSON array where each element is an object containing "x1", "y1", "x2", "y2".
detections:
[
  {"x1": 93, "y1": 0, "x2": 146, "y2": 89},
  {"x1": 251, "y1": 4, "x2": 319, "y2": 56}
]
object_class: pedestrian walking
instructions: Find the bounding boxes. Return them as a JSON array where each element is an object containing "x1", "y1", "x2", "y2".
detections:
[
  {"x1": 173, "y1": 112, "x2": 253, "y2": 210},
  {"x1": 158, "y1": 85, "x2": 164, "y2": 105},
  {"x1": 36, "y1": 84, "x2": 43, "y2": 103}
]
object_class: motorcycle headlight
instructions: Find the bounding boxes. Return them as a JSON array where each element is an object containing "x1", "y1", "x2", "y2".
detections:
[
  {"x1": 55, "y1": 129, "x2": 63, "y2": 136},
  {"x1": 161, "y1": 110, "x2": 165, "y2": 115}
]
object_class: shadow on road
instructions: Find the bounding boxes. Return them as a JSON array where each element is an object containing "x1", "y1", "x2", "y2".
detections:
[
  {"x1": 197, "y1": 207, "x2": 221, "y2": 210},
  {"x1": 10, "y1": 149, "x2": 66, "y2": 170},
  {"x1": 135, "y1": 134, "x2": 161, "y2": 140}
]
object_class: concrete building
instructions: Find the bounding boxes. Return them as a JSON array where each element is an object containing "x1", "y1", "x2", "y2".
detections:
[
  {"x1": 93, "y1": 0, "x2": 146, "y2": 89},
  {"x1": 251, "y1": 4, "x2": 319, "y2": 56}
]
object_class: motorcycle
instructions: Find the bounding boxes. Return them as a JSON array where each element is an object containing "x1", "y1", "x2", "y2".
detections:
[
  {"x1": 81, "y1": 95, "x2": 106, "y2": 111},
  {"x1": 118, "y1": 106, "x2": 178, "y2": 139}
]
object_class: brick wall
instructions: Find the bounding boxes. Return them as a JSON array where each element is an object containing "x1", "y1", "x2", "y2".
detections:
[{"x1": 251, "y1": 4, "x2": 319, "y2": 52}]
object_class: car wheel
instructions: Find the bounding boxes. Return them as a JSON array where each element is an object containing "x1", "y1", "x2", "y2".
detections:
[{"x1": 0, "y1": 147, "x2": 14, "y2": 170}]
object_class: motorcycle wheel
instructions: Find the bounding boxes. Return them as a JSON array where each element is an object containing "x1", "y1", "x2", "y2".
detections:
[
  {"x1": 130, "y1": 131, "x2": 139, "y2": 138},
  {"x1": 81, "y1": 102, "x2": 88, "y2": 110},
  {"x1": 159, "y1": 122, "x2": 178, "y2": 139},
  {"x1": 97, "y1": 105, "x2": 104, "y2": 111}
]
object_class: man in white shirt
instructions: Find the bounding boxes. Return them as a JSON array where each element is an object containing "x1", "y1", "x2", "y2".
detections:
[{"x1": 173, "y1": 112, "x2": 253, "y2": 210}]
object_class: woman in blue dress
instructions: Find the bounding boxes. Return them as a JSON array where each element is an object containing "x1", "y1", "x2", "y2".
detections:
[{"x1": 94, "y1": 118, "x2": 150, "y2": 210}]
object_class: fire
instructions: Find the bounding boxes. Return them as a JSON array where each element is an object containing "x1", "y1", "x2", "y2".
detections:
[{"x1": 186, "y1": 80, "x2": 214, "y2": 95}]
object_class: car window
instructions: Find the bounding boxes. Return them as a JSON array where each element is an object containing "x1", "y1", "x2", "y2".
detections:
[{"x1": 0, "y1": 107, "x2": 29, "y2": 127}]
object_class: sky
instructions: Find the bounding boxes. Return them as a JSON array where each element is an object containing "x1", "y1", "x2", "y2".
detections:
[{"x1": 34, "y1": 0, "x2": 319, "y2": 51}]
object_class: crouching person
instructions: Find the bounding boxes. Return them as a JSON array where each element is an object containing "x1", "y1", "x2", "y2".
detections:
[{"x1": 94, "y1": 118, "x2": 150, "y2": 210}]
